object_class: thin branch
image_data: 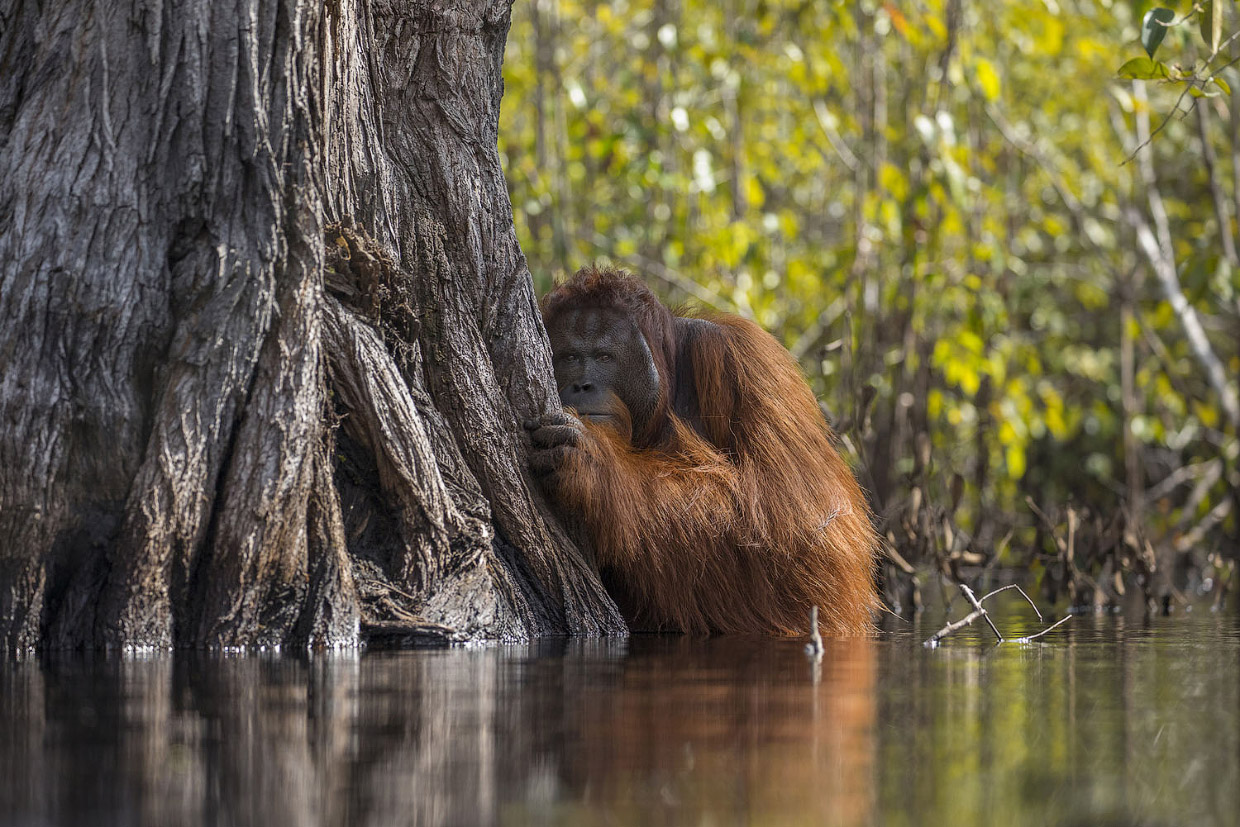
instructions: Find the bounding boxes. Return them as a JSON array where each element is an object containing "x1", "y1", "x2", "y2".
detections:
[
  {"x1": 978, "y1": 583, "x2": 1044, "y2": 622},
  {"x1": 1121, "y1": 82, "x2": 1195, "y2": 165},
  {"x1": 1206, "y1": 30, "x2": 1240, "y2": 66},
  {"x1": 811, "y1": 100, "x2": 862, "y2": 172},
  {"x1": 805, "y1": 605, "x2": 824, "y2": 656},
  {"x1": 1173, "y1": 498, "x2": 1234, "y2": 552},
  {"x1": 1212, "y1": 50, "x2": 1240, "y2": 76},
  {"x1": 1173, "y1": 460, "x2": 1226, "y2": 531},
  {"x1": 1146, "y1": 458, "x2": 1223, "y2": 501},
  {"x1": 959, "y1": 584, "x2": 1004, "y2": 641},
  {"x1": 790, "y1": 295, "x2": 848, "y2": 360},
  {"x1": 1142, "y1": 2, "x2": 1204, "y2": 31},
  {"x1": 1025, "y1": 496, "x2": 1066, "y2": 552},
  {"x1": 1013, "y1": 615, "x2": 1072, "y2": 643},
  {"x1": 923, "y1": 608, "x2": 988, "y2": 648},
  {"x1": 1135, "y1": 308, "x2": 1207, "y2": 405}
]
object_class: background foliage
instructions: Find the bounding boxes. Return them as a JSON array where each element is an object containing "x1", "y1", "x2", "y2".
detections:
[{"x1": 499, "y1": 0, "x2": 1240, "y2": 610}]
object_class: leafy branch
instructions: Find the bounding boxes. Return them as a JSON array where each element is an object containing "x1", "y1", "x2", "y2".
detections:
[
  {"x1": 1118, "y1": 3, "x2": 1237, "y2": 89},
  {"x1": 1116, "y1": 4, "x2": 1238, "y2": 160}
]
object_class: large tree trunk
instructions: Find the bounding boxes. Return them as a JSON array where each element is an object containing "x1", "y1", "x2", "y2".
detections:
[{"x1": 0, "y1": 0, "x2": 624, "y2": 651}]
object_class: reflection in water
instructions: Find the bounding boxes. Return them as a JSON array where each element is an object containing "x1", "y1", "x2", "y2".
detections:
[
  {"x1": 521, "y1": 637, "x2": 875, "y2": 827},
  {"x1": 1, "y1": 608, "x2": 1237, "y2": 827}
]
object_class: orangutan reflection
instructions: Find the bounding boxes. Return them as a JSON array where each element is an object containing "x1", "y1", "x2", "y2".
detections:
[{"x1": 540, "y1": 635, "x2": 876, "y2": 827}]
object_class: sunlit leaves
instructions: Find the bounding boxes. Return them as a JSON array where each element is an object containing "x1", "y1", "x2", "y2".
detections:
[
  {"x1": 499, "y1": 0, "x2": 1240, "y2": 536},
  {"x1": 975, "y1": 58, "x2": 1001, "y2": 101},
  {"x1": 1117, "y1": 57, "x2": 1169, "y2": 80}
]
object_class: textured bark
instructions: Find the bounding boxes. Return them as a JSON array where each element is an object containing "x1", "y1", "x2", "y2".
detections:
[{"x1": 0, "y1": 0, "x2": 624, "y2": 650}]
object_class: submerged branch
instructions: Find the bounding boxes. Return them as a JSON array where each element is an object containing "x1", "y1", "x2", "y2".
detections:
[
  {"x1": 923, "y1": 607, "x2": 990, "y2": 648},
  {"x1": 924, "y1": 582, "x2": 1069, "y2": 648},
  {"x1": 1013, "y1": 615, "x2": 1073, "y2": 643},
  {"x1": 959, "y1": 584, "x2": 1004, "y2": 641}
]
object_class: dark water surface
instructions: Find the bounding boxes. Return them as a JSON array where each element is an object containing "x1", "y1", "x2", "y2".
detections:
[{"x1": 2, "y1": 603, "x2": 1238, "y2": 827}]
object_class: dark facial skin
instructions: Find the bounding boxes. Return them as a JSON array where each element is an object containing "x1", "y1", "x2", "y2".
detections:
[{"x1": 546, "y1": 306, "x2": 661, "y2": 438}]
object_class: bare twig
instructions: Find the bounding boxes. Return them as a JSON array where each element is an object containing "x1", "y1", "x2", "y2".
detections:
[
  {"x1": 1013, "y1": 615, "x2": 1072, "y2": 643},
  {"x1": 1146, "y1": 458, "x2": 1222, "y2": 501},
  {"x1": 1173, "y1": 498, "x2": 1234, "y2": 553},
  {"x1": 923, "y1": 608, "x2": 988, "y2": 648},
  {"x1": 979, "y1": 583, "x2": 1044, "y2": 622},
  {"x1": 960, "y1": 584, "x2": 1004, "y2": 641},
  {"x1": 1026, "y1": 497, "x2": 1067, "y2": 552},
  {"x1": 1121, "y1": 83, "x2": 1195, "y2": 165},
  {"x1": 1148, "y1": 4, "x2": 1202, "y2": 29},
  {"x1": 805, "y1": 605, "x2": 824, "y2": 656},
  {"x1": 1207, "y1": 30, "x2": 1240, "y2": 66}
]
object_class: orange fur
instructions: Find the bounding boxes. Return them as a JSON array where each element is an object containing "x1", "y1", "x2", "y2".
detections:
[{"x1": 544, "y1": 267, "x2": 878, "y2": 636}]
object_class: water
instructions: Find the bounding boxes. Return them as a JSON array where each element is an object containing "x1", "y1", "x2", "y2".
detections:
[{"x1": 2, "y1": 600, "x2": 1237, "y2": 827}]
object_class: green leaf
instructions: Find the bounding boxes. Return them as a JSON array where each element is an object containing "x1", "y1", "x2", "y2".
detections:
[
  {"x1": 1141, "y1": 7, "x2": 1175, "y2": 58},
  {"x1": 1197, "y1": 0, "x2": 1222, "y2": 53},
  {"x1": 1213, "y1": 76, "x2": 1231, "y2": 96},
  {"x1": 1117, "y1": 57, "x2": 1168, "y2": 80}
]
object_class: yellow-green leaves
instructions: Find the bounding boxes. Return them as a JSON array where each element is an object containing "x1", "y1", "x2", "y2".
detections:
[
  {"x1": 499, "y1": 0, "x2": 1240, "y2": 536},
  {"x1": 1117, "y1": 57, "x2": 1169, "y2": 80},
  {"x1": 975, "y1": 58, "x2": 1001, "y2": 101},
  {"x1": 1119, "y1": 4, "x2": 1236, "y2": 107},
  {"x1": 1198, "y1": 0, "x2": 1223, "y2": 54}
]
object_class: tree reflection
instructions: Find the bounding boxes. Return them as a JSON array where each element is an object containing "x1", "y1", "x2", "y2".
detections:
[{"x1": 0, "y1": 639, "x2": 875, "y2": 827}]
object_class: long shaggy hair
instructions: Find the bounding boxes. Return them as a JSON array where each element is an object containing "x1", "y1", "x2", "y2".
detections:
[{"x1": 542, "y1": 266, "x2": 878, "y2": 636}]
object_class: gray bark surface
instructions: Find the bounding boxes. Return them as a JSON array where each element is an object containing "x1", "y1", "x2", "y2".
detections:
[{"x1": 0, "y1": 0, "x2": 624, "y2": 650}]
